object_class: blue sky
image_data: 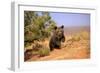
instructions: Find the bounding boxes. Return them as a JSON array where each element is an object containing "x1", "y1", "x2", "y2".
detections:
[{"x1": 50, "y1": 12, "x2": 90, "y2": 27}]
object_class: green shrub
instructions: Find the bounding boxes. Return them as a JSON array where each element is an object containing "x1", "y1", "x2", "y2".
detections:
[
  {"x1": 38, "y1": 47, "x2": 50, "y2": 57},
  {"x1": 24, "y1": 11, "x2": 56, "y2": 47}
]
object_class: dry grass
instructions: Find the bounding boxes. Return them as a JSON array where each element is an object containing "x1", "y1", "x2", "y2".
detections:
[{"x1": 25, "y1": 31, "x2": 90, "y2": 61}]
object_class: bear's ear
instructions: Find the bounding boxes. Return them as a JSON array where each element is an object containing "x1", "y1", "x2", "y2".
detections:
[
  {"x1": 61, "y1": 25, "x2": 64, "y2": 29},
  {"x1": 54, "y1": 26, "x2": 57, "y2": 30}
]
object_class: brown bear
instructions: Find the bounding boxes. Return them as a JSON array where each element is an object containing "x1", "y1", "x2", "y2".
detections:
[{"x1": 49, "y1": 25, "x2": 65, "y2": 51}]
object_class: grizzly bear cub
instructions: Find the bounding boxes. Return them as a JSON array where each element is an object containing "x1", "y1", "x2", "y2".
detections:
[{"x1": 49, "y1": 25, "x2": 65, "y2": 51}]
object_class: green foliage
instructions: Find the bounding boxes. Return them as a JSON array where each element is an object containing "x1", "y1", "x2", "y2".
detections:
[
  {"x1": 38, "y1": 47, "x2": 50, "y2": 57},
  {"x1": 24, "y1": 11, "x2": 56, "y2": 47}
]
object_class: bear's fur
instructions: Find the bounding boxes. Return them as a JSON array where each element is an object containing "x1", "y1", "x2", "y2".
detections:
[{"x1": 49, "y1": 25, "x2": 65, "y2": 51}]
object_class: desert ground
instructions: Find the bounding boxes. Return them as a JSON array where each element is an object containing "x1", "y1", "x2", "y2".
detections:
[{"x1": 24, "y1": 26, "x2": 90, "y2": 62}]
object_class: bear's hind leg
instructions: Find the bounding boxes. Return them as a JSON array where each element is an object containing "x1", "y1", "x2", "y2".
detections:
[{"x1": 49, "y1": 43, "x2": 54, "y2": 51}]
